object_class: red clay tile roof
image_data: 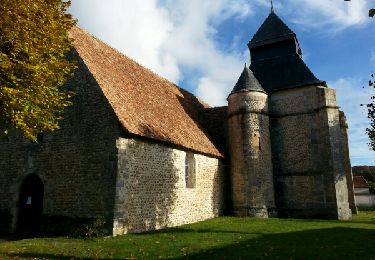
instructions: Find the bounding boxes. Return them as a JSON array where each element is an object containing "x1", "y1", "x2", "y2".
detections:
[
  {"x1": 353, "y1": 176, "x2": 369, "y2": 189},
  {"x1": 69, "y1": 27, "x2": 224, "y2": 158}
]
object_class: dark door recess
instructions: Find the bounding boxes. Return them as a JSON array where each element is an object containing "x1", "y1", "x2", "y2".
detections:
[{"x1": 17, "y1": 174, "x2": 44, "y2": 235}]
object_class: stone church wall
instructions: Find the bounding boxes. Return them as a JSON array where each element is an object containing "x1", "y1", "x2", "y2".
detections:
[
  {"x1": 0, "y1": 51, "x2": 120, "y2": 234},
  {"x1": 113, "y1": 138, "x2": 226, "y2": 235},
  {"x1": 269, "y1": 85, "x2": 351, "y2": 219}
]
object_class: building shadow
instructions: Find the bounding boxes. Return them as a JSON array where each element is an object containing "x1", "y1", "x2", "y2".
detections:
[
  {"x1": 6, "y1": 252, "x2": 123, "y2": 260},
  {"x1": 170, "y1": 226, "x2": 375, "y2": 259},
  {"x1": 4, "y1": 225, "x2": 374, "y2": 259}
]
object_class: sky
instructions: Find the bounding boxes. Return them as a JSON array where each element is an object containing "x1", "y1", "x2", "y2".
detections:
[{"x1": 69, "y1": 0, "x2": 375, "y2": 166}]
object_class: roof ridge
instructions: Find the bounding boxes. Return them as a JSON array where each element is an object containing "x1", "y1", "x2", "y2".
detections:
[{"x1": 70, "y1": 26, "x2": 196, "y2": 96}]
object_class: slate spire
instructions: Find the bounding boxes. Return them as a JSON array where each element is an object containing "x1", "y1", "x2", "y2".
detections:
[
  {"x1": 249, "y1": 11, "x2": 294, "y2": 49},
  {"x1": 247, "y1": 10, "x2": 324, "y2": 92},
  {"x1": 231, "y1": 64, "x2": 265, "y2": 94}
]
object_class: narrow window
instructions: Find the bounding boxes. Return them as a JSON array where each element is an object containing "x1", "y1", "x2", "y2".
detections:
[
  {"x1": 185, "y1": 152, "x2": 196, "y2": 188},
  {"x1": 252, "y1": 132, "x2": 261, "y2": 150}
]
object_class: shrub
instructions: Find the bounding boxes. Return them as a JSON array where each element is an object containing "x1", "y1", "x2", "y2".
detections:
[
  {"x1": 77, "y1": 217, "x2": 107, "y2": 239},
  {"x1": 368, "y1": 181, "x2": 375, "y2": 194}
]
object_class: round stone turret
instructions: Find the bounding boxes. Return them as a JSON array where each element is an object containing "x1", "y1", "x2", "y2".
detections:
[{"x1": 228, "y1": 66, "x2": 275, "y2": 217}]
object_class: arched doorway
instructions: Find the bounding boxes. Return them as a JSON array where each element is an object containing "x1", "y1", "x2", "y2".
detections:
[{"x1": 17, "y1": 174, "x2": 44, "y2": 235}]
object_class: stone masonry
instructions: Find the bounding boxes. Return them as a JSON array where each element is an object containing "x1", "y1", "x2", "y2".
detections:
[
  {"x1": 0, "y1": 51, "x2": 120, "y2": 233},
  {"x1": 113, "y1": 138, "x2": 225, "y2": 235},
  {"x1": 339, "y1": 111, "x2": 357, "y2": 214},
  {"x1": 269, "y1": 86, "x2": 351, "y2": 220},
  {"x1": 228, "y1": 88, "x2": 275, "y2": 217}
]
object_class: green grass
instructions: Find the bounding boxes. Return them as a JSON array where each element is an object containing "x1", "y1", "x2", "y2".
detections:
[{"x1": 1, "y1": 211, "x2": 374, "y2": 259}]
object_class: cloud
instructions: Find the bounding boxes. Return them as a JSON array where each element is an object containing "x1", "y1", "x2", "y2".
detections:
[
  {"x1": 70, "y1": 0, "x2": 181, "y2": 82},
  {"x1": 280, "y1": 0, "x2": 371, "y2": 32},
  {"x1": 330, "y1": 77, "x2": 375, "y2": 165}
]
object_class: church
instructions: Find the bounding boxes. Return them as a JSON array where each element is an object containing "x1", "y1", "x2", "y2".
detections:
[{"x1": 0, "y1": 10, "x2": 356, "y2": 236}]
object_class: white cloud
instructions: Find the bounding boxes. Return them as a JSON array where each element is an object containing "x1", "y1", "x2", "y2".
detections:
[
  {"x1": 330, "y1": 78, "x2": 375, "y2": 165},
  {"x1": 280, "y1": 0, "x2": 371, "y2": 32},
  {"x1": 160, "y1": 0, "x2": 252, "y2": 106},
  {"x1": 70, "y1": 0, "x2": 180, "y2": 82}
]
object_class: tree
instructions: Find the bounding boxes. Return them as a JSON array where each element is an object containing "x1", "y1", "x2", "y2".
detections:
[
  {"x1": 365, "y1": 74, "x2": 375, "y2": 150},
  {"x1": 0, "y1": 0, "x2": 76, "y2": 141},
  {"x1": 365, "y1": 6, "x2": 375, "y2": 150}
]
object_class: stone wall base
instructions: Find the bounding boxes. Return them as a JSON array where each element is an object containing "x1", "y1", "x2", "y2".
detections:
[
  {"x1": 277, "y1": 207, "x2": 351, "y2": 220},
  {"x1": 233, "y1": 207, "x2": 276, "y2": 218}
]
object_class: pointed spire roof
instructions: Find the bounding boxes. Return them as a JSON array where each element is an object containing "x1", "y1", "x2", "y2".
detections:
[
  {"x1": 249, "y1": 11, "x2": 295, "y2": 49},
  {"x1": 231, "y1": 65, "x2": 265, "y2": 94},
  {"x1": 246, "y1": 10, "x2": 325, "y2": 92}
]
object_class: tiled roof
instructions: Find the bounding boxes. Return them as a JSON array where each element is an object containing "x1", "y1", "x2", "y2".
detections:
[
  {"x1": 69, "y1": 27, "x2": 224, "y2": 158},
  {"x1": 353, "y1": 176, "x2": 369, "y2": 189}
]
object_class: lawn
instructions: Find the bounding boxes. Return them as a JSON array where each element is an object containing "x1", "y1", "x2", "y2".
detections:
[{"x1": 1, "y1": 211, "x2": 374, "y2": 259}]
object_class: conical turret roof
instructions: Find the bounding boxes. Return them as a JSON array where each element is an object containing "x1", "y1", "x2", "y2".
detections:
[
  {"x1": 231, "y1": 65, "x2": 265, "y2": 94},
  {"x1": 249, "y1": 11, "x2": 294, "y2": 48}
]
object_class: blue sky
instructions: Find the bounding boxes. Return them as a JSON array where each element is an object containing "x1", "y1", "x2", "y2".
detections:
[{"x1": 70, "y1": 0, "x2": 375, "y2": 165}]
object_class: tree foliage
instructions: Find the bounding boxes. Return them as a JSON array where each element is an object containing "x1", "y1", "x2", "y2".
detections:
[
  {"x1": 365, "y1": 74, "x2": 375, "y2": 150},
  {"x1": 0, "y1": 0, "x2": 76, "y2": 141},
  {"x1": 364, "y1": 5, "x2": 375, "y2": 150}
]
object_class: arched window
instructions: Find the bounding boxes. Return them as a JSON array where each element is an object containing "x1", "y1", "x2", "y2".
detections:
[{"x1": 185, "y1": 152, "x2": 196, "y2": 188}]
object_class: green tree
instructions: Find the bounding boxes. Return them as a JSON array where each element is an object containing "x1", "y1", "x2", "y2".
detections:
[
  {"x1": 365, "y1": 74, "x2": 375, "y2": 150},
  {"x1": 365, "y1": 6, "x2": 375, "y2": 150},
  {"x1": 0, "y1": 0, "x2": 76, "y2": 141}
]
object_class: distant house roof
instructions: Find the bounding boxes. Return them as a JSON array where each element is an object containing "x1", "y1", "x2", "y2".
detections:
[
  {"x1": 231, "y1": 66, "x2": 265, "y2": 94},
  {"x1": 69, "y1": 27, "x2": 224, "y2": 158},
  {"x1": 353, "y1": 176, "x2": 369, "y2": 189}
]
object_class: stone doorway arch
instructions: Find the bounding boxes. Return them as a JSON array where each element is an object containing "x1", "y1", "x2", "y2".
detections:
[{"x1": 16, "y1": 174, "x2": 44, "y2": 235}]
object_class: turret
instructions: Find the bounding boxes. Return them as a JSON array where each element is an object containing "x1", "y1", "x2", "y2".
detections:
[{"x1": 228, "y1": 65, "x2": 275, "y2": 217}]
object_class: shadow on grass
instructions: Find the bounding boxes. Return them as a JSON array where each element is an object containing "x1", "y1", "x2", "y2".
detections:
[
  {"x1": 4, "y1": 226, "x2": 375, "y2": 259},
  {"x1": 6, "y1": 252, "x2": 123, "y2": 260},
  {"x1": 170, "y1": 227, "x2": 375, "y2": 259}
]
